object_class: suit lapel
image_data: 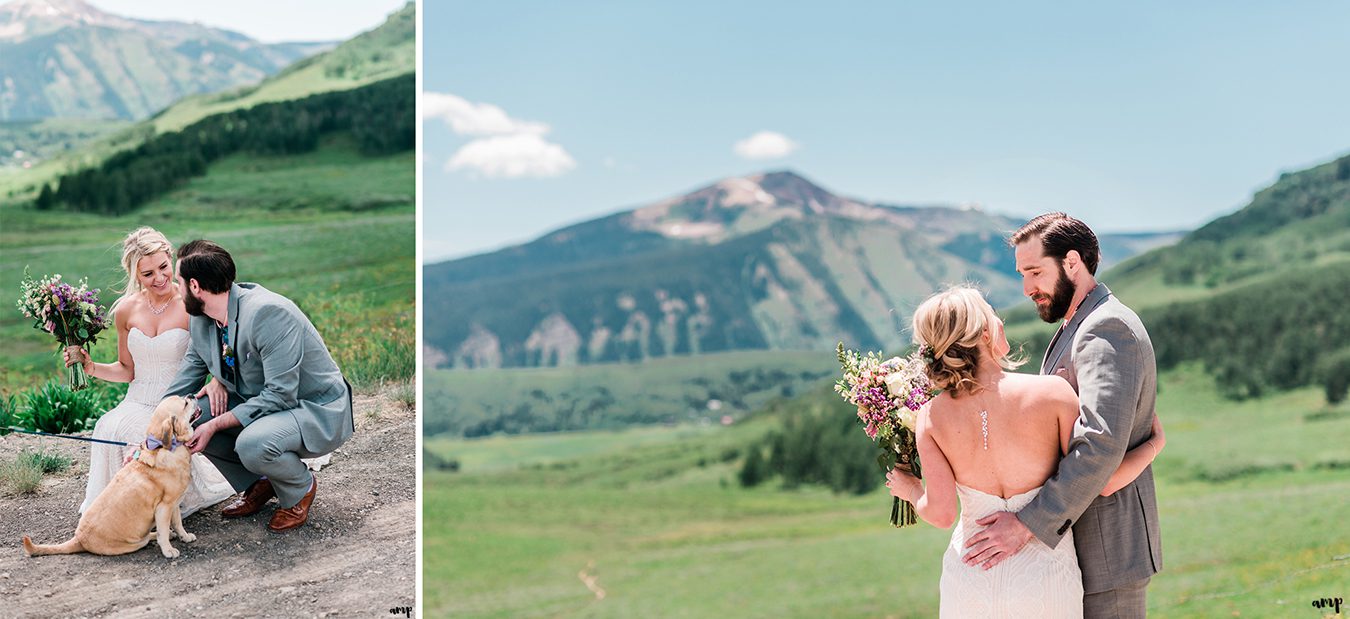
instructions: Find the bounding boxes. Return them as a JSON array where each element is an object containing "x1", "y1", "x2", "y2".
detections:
[
  {"x1": 219, "y1": 283, "x2": 242, "y2": 389},
  {"x1": 227, "y1": 283, "x2": 241, "y2": 365},
  {"x1": 203, "y1": 315, "x2": 223, "y2": 380},
  {"x1": 1040, "y1": 324, "x2": 1065, "y2": 375},
  {"x1": 1041, "y1": 283, "x2": 1112, "y2": 374}
]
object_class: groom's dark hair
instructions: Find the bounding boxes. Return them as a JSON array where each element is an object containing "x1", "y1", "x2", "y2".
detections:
[
  {"x1": 1009, "y1": 212, "x2": 1101, "y2": 275},
  {"x1": 177, "y1": 239, "x2": 236, "y2": 294}
]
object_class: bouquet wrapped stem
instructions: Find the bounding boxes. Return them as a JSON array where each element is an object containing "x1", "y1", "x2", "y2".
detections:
[
  {"x1": 890, "y1": 430, "x2": 922, "y2": 527},
  {"x1": 67, "y1": 352, "x2": 89, "y2": 391}
]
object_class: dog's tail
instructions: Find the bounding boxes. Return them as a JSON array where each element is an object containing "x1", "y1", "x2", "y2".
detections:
[{"x1": 21, "y1": 535, "x2": 84, "y2": 557}]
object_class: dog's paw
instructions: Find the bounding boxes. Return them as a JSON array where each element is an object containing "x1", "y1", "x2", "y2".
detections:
[
  {"x1": 161, "y1": 546, "x2": 180, "y2": 559},
  {"x1": 180, "y1": 532, "x2": 197, "y2": 543}
]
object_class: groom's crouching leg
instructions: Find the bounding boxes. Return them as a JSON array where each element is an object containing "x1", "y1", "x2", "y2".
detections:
[
  {"x1": 235, "y1": 413, "x2": 315, "y2": 510},
  {"x1": 192, "y1": 399, "x2": 260, "y2": 494}
]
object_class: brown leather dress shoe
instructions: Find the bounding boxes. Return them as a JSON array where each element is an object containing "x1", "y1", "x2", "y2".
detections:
[
  {"x1": 268, "y1": 476, "x2": 317, "y2": 533},
  {"x1": 221, "y1": 478, "x2": 276, "y2": 518}
]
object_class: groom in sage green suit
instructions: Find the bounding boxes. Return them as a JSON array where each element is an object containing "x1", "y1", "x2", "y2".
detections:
[
  {"x1": 962, "y1": 213, "x2": 1162, "y2": 618},
  {"x1": 164, "y1": 240, "x2": 354, "y2": 533}
]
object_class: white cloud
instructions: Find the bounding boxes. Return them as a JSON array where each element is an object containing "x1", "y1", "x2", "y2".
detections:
[
  {"x1": 426, "y1": 91, "x2": 575, "y2": 179},
  {"x1": 422, "y1": 92, "x2": 549, "y2": 136},
  {"x1": 447, "y1": 133, "x2": 577, "y2": 179},
  {"x1": 733, "y1": 131, "x2": 799, "y2": 160}
]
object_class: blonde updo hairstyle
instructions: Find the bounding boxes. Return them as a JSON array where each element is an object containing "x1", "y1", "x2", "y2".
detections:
[
  {"x1": 911, "y1": 285, "x2": 1023, "y2": 397},
  {"x1": 110, "y1": 227, "x2": 175, "y2": 315}
]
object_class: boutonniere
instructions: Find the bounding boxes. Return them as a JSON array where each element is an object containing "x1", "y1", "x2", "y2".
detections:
[{"x1": 220, "y1": 325, "x2": 236, "y2": 368}]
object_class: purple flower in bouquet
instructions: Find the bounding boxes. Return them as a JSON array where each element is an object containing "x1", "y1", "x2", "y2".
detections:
[
  {"x1": 835, "y1": 342, "x2": 934, "y2": 527},
  {"x1": 17, "y1": 271, "x2": 109, "y2": 391}
]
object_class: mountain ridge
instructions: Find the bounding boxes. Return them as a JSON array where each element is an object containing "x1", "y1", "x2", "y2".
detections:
[
  {"x1": 0, "y1": 0, "x2": 334, "y2": 121},
  {"x1": 424, "y1": 170, "x2": 1179, "y2": 369}
]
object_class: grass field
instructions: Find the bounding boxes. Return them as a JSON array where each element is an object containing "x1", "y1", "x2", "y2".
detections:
[
  {"x1": 0, "y1": 132, "x2": 414, "y2": 394},
  {"x1": 424, "y1": 364, "x2": 1350, "y2": 618},
  {"x1": 424, "y1": 351, "x2": 837, "y2": 437}
]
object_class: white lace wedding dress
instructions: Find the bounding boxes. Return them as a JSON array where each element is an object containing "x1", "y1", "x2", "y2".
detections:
[
  {"x1": 941, "y1": 484, "x2": 1084, "y2": 618},
  {"x1": 80, "y1": 327, "x2": 236, "y2": 517}
]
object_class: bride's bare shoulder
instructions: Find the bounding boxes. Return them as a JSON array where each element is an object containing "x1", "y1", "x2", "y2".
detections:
[{"x1": 1002, "y1": 373, "x2": 1075, "y2": 404}]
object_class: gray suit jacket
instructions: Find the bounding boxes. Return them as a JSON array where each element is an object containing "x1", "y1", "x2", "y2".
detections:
[
  {"x1": 1016, "y1": 283, "x2": 1162, "y2": 594},
  {"x1": 166, "y1": 283, "x2": 354, "y2": 455}
]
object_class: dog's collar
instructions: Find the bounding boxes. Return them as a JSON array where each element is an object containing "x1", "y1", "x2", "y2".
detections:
[{"x1": 144, "y1": 435, "x2": 181, "y2": 451}]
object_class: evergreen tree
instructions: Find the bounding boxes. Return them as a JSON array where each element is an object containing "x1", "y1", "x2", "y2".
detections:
[
  {"x1": 33, "y1": 184, "x2": 54, "y2": 210},
  {"x1": 739, "y1": 447, "x2": 768, "y2": 488}
]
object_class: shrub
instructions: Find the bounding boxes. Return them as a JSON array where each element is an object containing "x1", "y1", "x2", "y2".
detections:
[
  {"x1": 15, "y1": 380, "x2": 112, "y2": 434},
  {"x1": 391, "y1": 381, "x2": 416, "y2": 411},
  {"x1": 0, "y1": 393, "x2": 17, "y2": 436},
  {"x1": 0, "y1": 458, "x2": 43, "y2": 494},
  {"x1": 18, "y1": 449, "x2": 74, "y2": 474},
  {"x1": 1318, "y1": 349, "x2": 1350, "y2": 405},
  {"x1": 738, "y1": 448, "x2": 767, "y2": 488},
  {"x1": 424, "y1": 448, "x2": 461, "y2": 472}
]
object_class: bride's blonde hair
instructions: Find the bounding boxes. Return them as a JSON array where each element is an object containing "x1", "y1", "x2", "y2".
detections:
[
  {"x1": 911, "y1": 285, "x2": 1023, "y2": 397},
  {"x1": 110, "y1": 227, "x2": 174, "y2": 316}
]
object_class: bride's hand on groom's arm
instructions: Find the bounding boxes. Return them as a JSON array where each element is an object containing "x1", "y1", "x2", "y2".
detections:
[{"x1": 963, "y1": 512, "x2": 1034, "y2": 571}]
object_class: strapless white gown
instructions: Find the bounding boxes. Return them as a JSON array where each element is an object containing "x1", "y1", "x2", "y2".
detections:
[
  {"x1": 941, "y1": 484, "x2": 1084, "y2": 618},
  {"x1": 80, "y1": 327, "x2": 236, "y2": 517}
]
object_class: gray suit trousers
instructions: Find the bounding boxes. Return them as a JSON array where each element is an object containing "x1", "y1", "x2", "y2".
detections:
[
  {"x1": 1084, "y1": 576, "x2": 1149, "y2": 619},
  {"x1": 193, "y1": 396, "x2": 321, "y2": 509}
]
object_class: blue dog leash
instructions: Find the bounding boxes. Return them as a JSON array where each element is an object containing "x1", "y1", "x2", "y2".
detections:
[
  {"x1": 3, "y1": 426, "x2": 136, "y2": 447},
  {"x1": 4, "y1": 395, "x2": 200, "y2": 448}
]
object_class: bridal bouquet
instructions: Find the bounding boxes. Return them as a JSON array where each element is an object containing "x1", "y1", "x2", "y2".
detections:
[
  {"x1": 17, "y1": 271, "x2": 110, "y2": 391},
  {"x1": 835, "y1": 342, "x2": 932, "y2": 527}
]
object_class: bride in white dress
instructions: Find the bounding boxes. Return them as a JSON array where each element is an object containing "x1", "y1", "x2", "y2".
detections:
[
  {"x1": 66, "y1": 227, "x2": 235, "y2": 517},
  {"x1": 886, "y1": 286, "x2": 1164, "y2": 618}
]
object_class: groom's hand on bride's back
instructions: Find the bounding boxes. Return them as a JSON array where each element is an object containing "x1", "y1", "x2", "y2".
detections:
[{"x1": 963, "y1": 511, "x2": 1034, "y2": 570}]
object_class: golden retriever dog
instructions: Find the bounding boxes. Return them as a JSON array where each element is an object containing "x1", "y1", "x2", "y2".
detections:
[{"x1": 23, "y1": 396, "x2": 197, "y2": 559}]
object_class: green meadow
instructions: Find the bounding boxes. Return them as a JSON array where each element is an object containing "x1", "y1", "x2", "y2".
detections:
[
  {"x1": 424, "y1": 351, "x2": 836, "y2": 437},
  {"x1": 424, "y1": 364, "x2": 1350, "y2": 618},
  {"x1": 0, "y1": 132, "x2": 414, "y2": 394}
]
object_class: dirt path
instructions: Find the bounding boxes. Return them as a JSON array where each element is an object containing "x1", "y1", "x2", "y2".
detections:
[{"x1": 0, "y1": 388, "x2": 416, "y2": 618}]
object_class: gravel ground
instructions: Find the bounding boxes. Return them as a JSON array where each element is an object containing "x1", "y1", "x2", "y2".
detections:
[{"x1": 0, "y1": 389, "x2": 416, "y2": 619}]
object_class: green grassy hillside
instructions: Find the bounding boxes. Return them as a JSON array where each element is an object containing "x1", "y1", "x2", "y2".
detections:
[
  {"x1": 146, "y1": 2, "x2": 414, "y2": 136},
  {"x1": 423, "y1": 364, "x2": 1350, "y2": 617},
  {"x1": 1006, "y1": 153, "x2": 1350, "y2": 393},
  {"x1": 1101, "y1": 153, "x2": 1350, "y2": 312},
  {"x1": 424, "y1": 351, "x2": 836, "y2": 437},
  {"x1": 0, "y1": 2, "x2": 414, "y2": 201},
  {"x1": 0, "y1": 132, "x2": 413, "y2": 393},
  {"x1": 0, "y1": 118, "x2": 130, "y2": 171}
]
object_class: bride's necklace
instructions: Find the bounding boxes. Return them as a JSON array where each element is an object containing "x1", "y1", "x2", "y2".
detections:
[
  {"x1": 971, "y1": 390, "x2": 991, "y2": 451},
  {"x1": 146, "y1": 291, "x2": 173, "y2": 316}
]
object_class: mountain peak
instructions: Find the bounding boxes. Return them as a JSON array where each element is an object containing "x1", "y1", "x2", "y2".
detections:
[
  {"x1": 749, "y1": 170, "x2": 837, "y2": 211},
  {"x1": 0, "y1": 0, "x2": 117, "y2": 39}
]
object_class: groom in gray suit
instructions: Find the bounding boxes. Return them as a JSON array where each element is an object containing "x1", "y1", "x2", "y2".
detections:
[
  {"x1": 963, "y1": 213, "x2": 1162, "y2": 617},
  {"x1": 165, "y1": 240, "x2": 354, "y2": 532}
]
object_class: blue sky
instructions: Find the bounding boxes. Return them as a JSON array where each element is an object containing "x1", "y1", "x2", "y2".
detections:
[
  {"x1": 424, "y1": 1, "x2": 1350, "y2": 262},
  {"x1": 90, "y1": 0, "x2": 407, "y2": 42}
]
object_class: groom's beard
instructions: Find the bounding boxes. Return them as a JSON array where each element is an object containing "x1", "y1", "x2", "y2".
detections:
[
  {"x1": 183, "y1": 287, "x2": 206, "y2": 317},
  {"x1": 1034, "y1": 266, "x2": 1076, "y2": 323}
]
